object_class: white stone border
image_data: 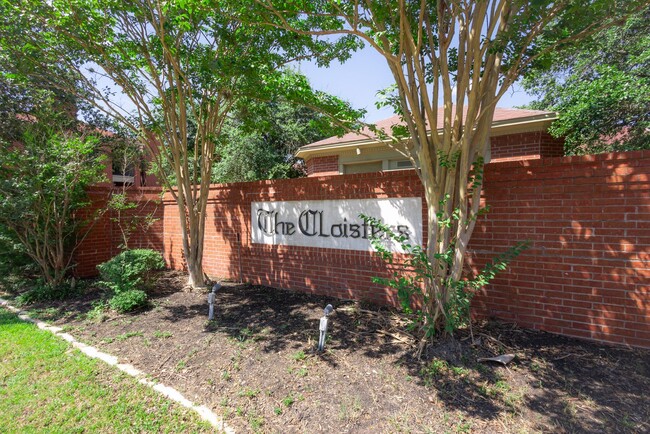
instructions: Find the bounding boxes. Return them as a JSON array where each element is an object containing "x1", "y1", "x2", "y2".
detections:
[{"x1": 0, "y1": 298, "x2": 235, "y2": 434}]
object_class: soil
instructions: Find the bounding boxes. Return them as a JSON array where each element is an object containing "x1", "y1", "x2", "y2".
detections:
[{"x1": 6, "y1": 271, "x2": 649, "y2": 433}]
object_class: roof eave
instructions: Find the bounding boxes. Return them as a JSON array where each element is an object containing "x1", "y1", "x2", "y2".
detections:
[{"x1": 296, "y1": 113, "x2": 558, "y2": 159}]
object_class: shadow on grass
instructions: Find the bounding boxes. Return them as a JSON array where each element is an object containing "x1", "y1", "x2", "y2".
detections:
[{"x1": 0, "y1": 309, "x2": 26, "y2": 326}]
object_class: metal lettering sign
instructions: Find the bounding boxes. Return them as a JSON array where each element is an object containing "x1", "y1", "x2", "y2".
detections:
[{"x1": 251, "y1": 198, "x2": 422, "y2": 252}]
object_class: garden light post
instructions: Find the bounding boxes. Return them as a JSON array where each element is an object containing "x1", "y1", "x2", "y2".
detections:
[
  {"x1": 208, "y1": 282, "x2": 221, "y2": 320},
  {"x1": 318, "y1": 304, "x2": 334, "y2": 352}
]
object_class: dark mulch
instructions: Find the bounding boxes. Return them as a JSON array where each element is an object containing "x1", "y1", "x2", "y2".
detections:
[{"x1": 6, "y1": 271, "x2": 649, "y2": 433}]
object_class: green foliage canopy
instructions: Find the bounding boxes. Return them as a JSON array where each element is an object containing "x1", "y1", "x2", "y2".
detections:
[
  {"x1": 524, "y1": 7, "x2": 650, "y2": 154},
  {"x1": 213, "y1": 90, "x2": 342, "y2": 183}
]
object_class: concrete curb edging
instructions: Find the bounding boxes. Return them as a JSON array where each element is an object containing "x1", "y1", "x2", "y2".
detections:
[{"x1": 0, "y1": 298, "x2": 235, "y2": 434}]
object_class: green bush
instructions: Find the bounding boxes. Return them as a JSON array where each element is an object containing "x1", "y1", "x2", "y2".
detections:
[
  {"x1": 0, "y1": 225, "x2": 37, "y2": 290},
  {"x1": 97, "y1": 249, "x2": 165, "y2": 294},
  {"x1": 361, "y1": 214, "x2": 529, "y2": 338},
  {"x1": 108, "y1": 289, "x2": 148, "y2": 313},
  {"x1": 14, "y1": 279, "x2": 82, "y2": 306}
]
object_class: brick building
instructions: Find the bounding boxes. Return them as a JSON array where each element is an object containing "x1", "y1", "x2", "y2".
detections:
[{"x1": 299, "y1": 108, "x2": 565, "y2": 176}]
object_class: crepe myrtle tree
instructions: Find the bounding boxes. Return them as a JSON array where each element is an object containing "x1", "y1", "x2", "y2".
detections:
[
  {"x1": 1, "y1": 0, "x2": 363, "y2": 288},
  {"x1": 252, "y1": 0, "x2": 648, "y2": 337},
  {"x1": 0, "y1": 118, "x2": 106, "y2": 288}
]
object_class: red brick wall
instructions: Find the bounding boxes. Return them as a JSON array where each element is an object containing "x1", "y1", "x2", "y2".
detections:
[
  {"x1": 156, "y1": 170, "x2": 423, "y2": 305},
  {"x1": 75, "y1": 188, "x2": 112, "y2": 277},
  {"x1": 74, "y1": 187, "x2": 164, "y2": 277},
  {"x1": 75, "y1": 151, "x2": 650, "y2": 348},
  {"x1": 539, "y1": 132, "x2": 565, "y2": 158},
  {"x1": 306, "y1": 156, "x2": 339, "y2": 176},
  {"x1": 490, "y1": 131, "x2": 564, "y2": 162},
  {"x1": 471, "y1": 150, "x2": 649, "y2": 348}
]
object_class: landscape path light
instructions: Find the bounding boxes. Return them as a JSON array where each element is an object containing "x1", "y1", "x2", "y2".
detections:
[
  {"x1": 318, "y1": 304, "x2": 334, "y2": 352},
  {"x1": 208, "y1": 282, "x2": 221, "y2": 321}
]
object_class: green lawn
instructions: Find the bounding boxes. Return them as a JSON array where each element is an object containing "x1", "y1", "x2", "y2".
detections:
[{"x1": 0, "y1": 309, "x2": 214, "y2": 433}]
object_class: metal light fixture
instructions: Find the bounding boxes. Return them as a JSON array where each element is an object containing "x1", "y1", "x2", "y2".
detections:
[
  {"x1": 208, "y1": 282, "x2": 221, "y2": 320},
  {"x1": 318, "y1": 304, "x2": 334, "y2": 352}
]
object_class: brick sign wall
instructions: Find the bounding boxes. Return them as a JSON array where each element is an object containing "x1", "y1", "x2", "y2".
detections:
[{"x1": 75, "y1": 150, "x2": 650, "y2": 348}]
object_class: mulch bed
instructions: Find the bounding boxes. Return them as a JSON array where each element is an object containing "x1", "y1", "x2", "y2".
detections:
[{"x1": 8, "y1": 270, "x2": 650, "y2": 433}]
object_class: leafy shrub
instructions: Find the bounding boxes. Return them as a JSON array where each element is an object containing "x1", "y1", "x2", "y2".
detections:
[
  {"x1": 14, "y1": 279, "x2": 82, "y2": 306},
  {"x1": 0, "y1": 225, "x2": 37, "y2": 290},
  {"x1": 361, "y1": 214, "x2": 529, "y2": 338},
  {"x1": 108, "y1": 289, "x2": 148, "y2": 313},
  {"x1": 97, "y1": 249, "x2": 165, "y2": 294}
]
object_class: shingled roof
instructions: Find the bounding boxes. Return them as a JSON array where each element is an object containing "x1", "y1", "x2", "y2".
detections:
[{"x1": 298, "y1": 107, "x2": 556, "y2": 154}]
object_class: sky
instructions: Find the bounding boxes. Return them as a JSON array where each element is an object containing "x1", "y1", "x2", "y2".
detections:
[{"x1": 296, "y1": 44, "x2": 535, "y2": 123}]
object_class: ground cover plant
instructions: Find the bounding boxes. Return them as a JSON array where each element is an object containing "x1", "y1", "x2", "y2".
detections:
[
  {"x1": 0, "y1": 309, "x2": 213, "y2": 433},
  {"x1": 4, "y1": 271, "x2": 648, "y2": 433}
]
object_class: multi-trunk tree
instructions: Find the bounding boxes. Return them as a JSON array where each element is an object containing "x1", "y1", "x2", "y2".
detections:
[
  {"x1": 0, "y1": 104, "x2": 106, "y2": 288},
  {"x1": 253, "y1": 0, "x2": 648, "y2": 341},
  {"x1": 2, "y1": 0, "x2": 362, "y2": 288},
  {"x1": 0, "y1": 41, "x2": 114, "y2": 289}
]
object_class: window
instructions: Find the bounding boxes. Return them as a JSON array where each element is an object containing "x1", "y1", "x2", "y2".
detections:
[
  {"x1": 343, "y1": 161, "x2": 383, "y2": 174},
  {"x1": 112, "y1": 162, "x2": 135, "y2": 185},
  {"x1": 388, "y1": 159, "x2": 414, "y2": 170}
]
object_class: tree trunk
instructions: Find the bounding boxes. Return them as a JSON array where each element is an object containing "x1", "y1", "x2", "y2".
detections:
[
  {"x1": 186, "y1": 251, "x2": 205, "y2": 288},
  {"x1": 176, "y1": 194, "x2": 207, "y2": 289}
]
